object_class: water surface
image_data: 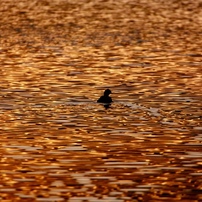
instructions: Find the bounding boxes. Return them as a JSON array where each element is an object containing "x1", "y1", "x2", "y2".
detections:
[{"x1": 0, "y1": 0, "x2": 201, "y2": 201}]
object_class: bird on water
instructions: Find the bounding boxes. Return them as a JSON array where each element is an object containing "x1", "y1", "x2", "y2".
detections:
[{"x1": 97, "y1": 89, "x2": 113, "y2": 104}]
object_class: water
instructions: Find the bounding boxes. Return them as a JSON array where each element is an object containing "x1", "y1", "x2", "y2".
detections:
[{"x1": 0, "y1": 0, "x2": 202, "y2": 201}]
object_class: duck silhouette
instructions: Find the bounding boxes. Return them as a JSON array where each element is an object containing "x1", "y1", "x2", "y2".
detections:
[{"x1": 97, "y1": 89, "x2": 113, "y2": 109}]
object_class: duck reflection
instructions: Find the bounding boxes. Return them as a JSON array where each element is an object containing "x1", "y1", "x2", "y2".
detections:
[{"x1": 97, "y1": 89, "x2": 113, "y2": 109}]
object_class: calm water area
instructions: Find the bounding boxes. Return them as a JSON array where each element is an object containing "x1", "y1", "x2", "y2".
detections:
[{"x1": 0, "y1": 0, "x2": 202, "y2": 201}]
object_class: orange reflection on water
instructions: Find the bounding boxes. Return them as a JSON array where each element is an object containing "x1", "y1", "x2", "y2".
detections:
[{"x1": 0, "y1": 0, "x2": 202, "y2": 201}]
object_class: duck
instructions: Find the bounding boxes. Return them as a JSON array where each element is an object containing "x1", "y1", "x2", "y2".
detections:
[{"x1": 97, "y1": 89, "x2": 113, "y2": 103}]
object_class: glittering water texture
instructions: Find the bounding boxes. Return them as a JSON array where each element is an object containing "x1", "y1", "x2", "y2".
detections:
[{"x1": 0, "y1": 0, "x2": 202, "y2": 201}]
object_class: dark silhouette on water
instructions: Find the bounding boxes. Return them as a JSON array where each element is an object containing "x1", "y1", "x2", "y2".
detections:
[{"x1": 97, "y1": 89, "x2": 113, "y2": 109}]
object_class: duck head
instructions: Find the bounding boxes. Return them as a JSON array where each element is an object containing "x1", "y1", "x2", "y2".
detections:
[{"x1": 104, "y1": 89, "x2": 111, "y2": 96}]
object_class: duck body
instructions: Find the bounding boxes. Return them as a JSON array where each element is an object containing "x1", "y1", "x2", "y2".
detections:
[
  {"x1": 97, "y1": 95, "x2": 112, "y2": 103},
  {"x1": 97, "y1": 89, "x2": 113, "y2": 103}
]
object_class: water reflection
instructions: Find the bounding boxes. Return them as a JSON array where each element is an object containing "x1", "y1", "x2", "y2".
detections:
[
  {"x1": 0, "y1": 0, "x2": 202, "y2": 201},
  {"x1": 103, "y1": 103, "x2": 111, "y2": 109}
]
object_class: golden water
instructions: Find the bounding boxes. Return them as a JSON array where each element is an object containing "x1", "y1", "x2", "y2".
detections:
[{"x1": 0, "y1": 0, "x2": 202, "y2": 201}]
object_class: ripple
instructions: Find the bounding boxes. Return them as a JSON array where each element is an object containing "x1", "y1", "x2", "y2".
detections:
[{"x1": 0, "y1": 0, "x2": 201, "y2": 201}]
